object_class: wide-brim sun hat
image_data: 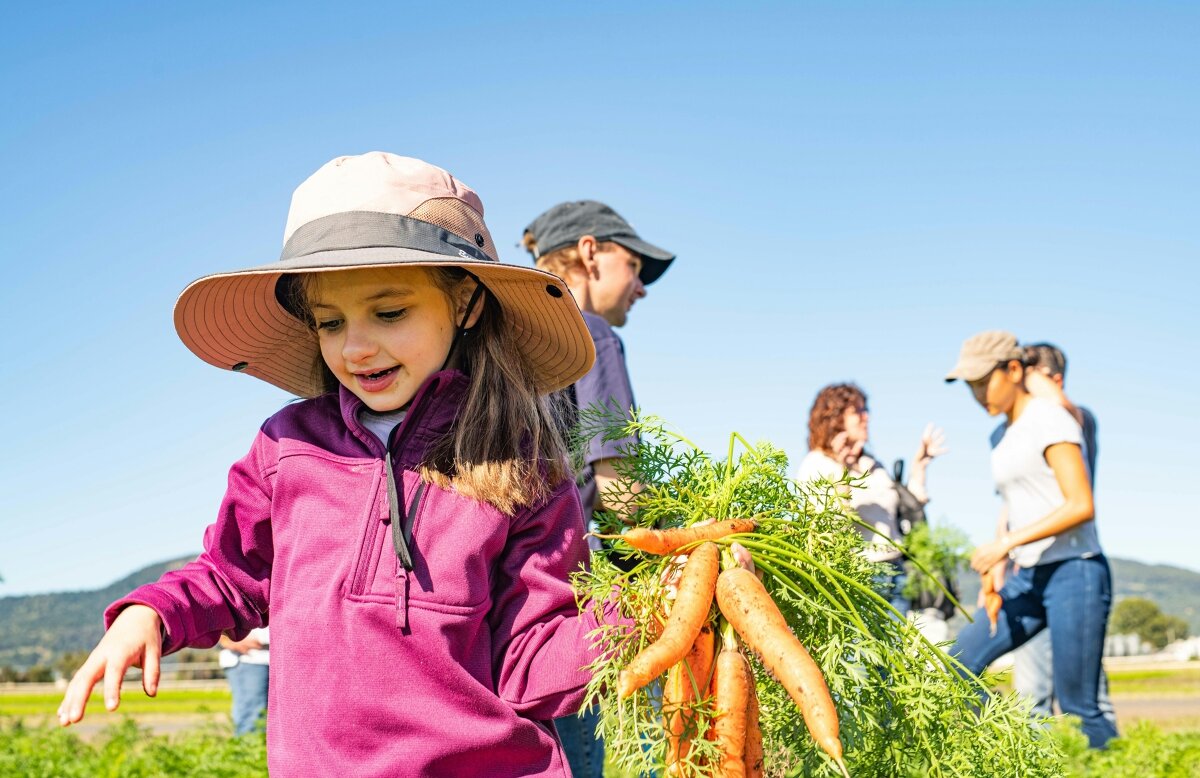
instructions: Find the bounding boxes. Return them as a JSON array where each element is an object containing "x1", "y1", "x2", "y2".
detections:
[
  {"x1": 944, "y1": 330, "x2": 1024, "y2": 383},
  {"x1": 174, "y1": 152, "x2": 595, "y2": 397}
]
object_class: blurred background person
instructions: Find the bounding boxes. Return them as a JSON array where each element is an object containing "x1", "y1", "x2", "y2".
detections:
[
  {"x1": 218, "y1": 626, "x2": 269, "y2": 736},
  {"x1": 1014, "y1": 342, "x2": 1117, "y2": 730},
  {"x1": 945, "y1": 330, "x2": 1116, "y2": 749},
  {"x1": 796, "y1": 383, "x2": 946, "y2": 616}
]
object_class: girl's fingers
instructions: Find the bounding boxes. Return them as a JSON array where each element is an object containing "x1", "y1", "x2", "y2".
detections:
[
  {"x1": 59, "y1": 657, "x2": 103, "y2": 725},
  {"x1": 103, "y1": 653, "x2": 129, "y2": 711},
  {"x1": 142, "y1": 641, "x2": 161, "y2": 697}
]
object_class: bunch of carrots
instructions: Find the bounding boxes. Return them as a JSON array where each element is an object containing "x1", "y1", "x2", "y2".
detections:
[{"x1": 598, "y1": 520, "x2": 850, "y2": 778}]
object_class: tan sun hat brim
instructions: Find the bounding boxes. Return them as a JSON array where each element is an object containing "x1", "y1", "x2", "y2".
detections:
[{"x1": 174, "y1": 247, "x2": 595, "y2": 397}]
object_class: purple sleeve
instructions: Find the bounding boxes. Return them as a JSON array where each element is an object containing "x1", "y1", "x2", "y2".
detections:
[
  {"x1": 574, "y1": 322, "x2": 638, "y2": 466},
  {"x1": 488, "y1": 478, "x2": 630, "y2": 719},
  {"x1": 104, "y1": 431, "x2": 275, "y2": 654}
]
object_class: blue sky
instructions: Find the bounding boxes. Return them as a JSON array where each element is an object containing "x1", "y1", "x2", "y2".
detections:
[{"x1": 1, "y1": 1, "x2": 1197, "y2": 597}]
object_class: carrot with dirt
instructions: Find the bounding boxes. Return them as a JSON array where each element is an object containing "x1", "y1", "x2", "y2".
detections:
[
  {"x1": 711, "y1": 641, "x2": 752, "y2": 777},
  {"x1": 744, "y1": 680, "x2": 764, "y2": 778},
  {"x1": 618, "y1": 542, "x2": 720, "y2": 698},
  {"x1": 664, "y1": 622, "x2": 716, "y2": 774},
  {"x1": 715, "y1": 567, "x2": 849, "y2": 778},
  {"x1": 595, "y1": 519, "x2": 757, "y2": 556}
]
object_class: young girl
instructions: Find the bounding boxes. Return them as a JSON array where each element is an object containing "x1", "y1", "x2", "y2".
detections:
[
  {"x1": 57, "y1": 152, "x2": 619, "y2": 777},
  {"x1": 945, "y1": 330, "x2": 1116, "y2": 749}
]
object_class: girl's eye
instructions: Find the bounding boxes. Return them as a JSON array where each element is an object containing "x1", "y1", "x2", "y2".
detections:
[
  {"x1": 315, "y1": 318, "x2": 343, "y2": 332},
  {"x1": 378, "y1": 309, "x2": 407, "y2": 322}
]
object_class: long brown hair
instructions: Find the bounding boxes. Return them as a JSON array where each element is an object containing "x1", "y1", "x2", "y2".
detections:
[
  {"x1": 290, "y1": 267, "x2": 574, "y2": 515},
  {"x1": 807, "y1": 383, "x2": 866, "y2": 454}
]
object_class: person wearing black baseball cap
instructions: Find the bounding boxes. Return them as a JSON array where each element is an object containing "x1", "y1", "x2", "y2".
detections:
[{"x1": 522, "y1": 201, "x2": 674, "y2": 778}]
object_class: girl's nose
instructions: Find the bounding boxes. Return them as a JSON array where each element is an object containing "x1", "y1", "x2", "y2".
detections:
[{"x1": 341, "y1": 323, "x2": 378, "y2": 362}]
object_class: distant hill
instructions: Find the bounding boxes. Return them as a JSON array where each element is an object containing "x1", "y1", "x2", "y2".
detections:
[
  {"x1": 1109, "y1": 557, "x2": 1200, "y2": 633},
  {"x1": 1, "y1": 554, "x2": 1197, "y2": 670},
  {"x1": 0, "y1": 555, "x2": 196, "y2": 669}
]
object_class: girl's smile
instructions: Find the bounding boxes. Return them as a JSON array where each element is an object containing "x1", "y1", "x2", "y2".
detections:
[{"x1": 354, "y1": 365, "x2": 401, "y2": 393}]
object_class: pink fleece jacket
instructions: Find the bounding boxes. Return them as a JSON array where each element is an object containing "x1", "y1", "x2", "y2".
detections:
[{"x1": 107, "y1": 370, "x2": 618, "y2": 777}]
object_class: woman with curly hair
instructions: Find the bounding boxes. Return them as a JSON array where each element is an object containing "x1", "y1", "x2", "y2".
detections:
[{"x1": 796, "y1": 383, "x2": 946, "y2": 614}]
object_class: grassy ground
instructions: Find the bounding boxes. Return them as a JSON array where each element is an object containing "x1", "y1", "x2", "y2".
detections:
[
  {"x1": 3, "y1": 665, "x2": 1199, "y2": 776},
  {"x1": 0, "y1": 688, "x2": 230, "y2": 718},
  {"x1": 1109, "y1": 665, "x2": 1200, "y2": 697}
]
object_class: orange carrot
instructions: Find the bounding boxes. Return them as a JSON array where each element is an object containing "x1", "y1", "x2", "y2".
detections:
[
  {"x1": 596, "y1": 520, "x2": 757, "y2": 555},
  {"x1": 984, "y1": 592, "x2": 1003, "y2": 637},
  {"x1": 712, "y1": 646, "x2": 751, "y2": 777},
  {"x1": 618, "y1": 542, "x2": 720, "y2": 698},
  {"x1": 981, "y1": 569, "x2": 1003, "y2": 637},
  {"x1": 664, "y1": 623, "x2": 716, "y2": 775},
  {"x1": 745, "y1": 680, "x2": 764, "y2": 778},
  {"x1": 716, "y1": 567, "x2": 847, "y2": 776}
]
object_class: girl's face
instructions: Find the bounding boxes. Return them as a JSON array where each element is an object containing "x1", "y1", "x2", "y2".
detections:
[
  {"x1": 966, "y1": 361, "x2": 1024, "y2": 416},
  {"x1": 589, "y1": 243, "x2": 646, "y2": 327},
  {"x1": 309, "y1": 267, "x2": 471, "y2": 412}
]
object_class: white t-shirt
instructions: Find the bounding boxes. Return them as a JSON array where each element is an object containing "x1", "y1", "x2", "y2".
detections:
[
  {"x1": 796, "y1": 450, "x2": 902, "y2": 562},
  {"x1": 990, "y1": 397, "x2": 1103, "y2": 568},
  {"x1": 360, "y1": 408, "x2": 408, "y2": 445}
]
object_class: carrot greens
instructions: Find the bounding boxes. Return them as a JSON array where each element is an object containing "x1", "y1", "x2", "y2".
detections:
[{"x1": 573, "y1": 413, "x2": 1064, "y2": 777}]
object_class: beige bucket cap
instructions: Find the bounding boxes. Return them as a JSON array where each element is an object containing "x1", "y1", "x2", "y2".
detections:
[
  {"x1": 944, "y1": 330, "x2": 1024, "y2": 382},
  {"x1": 174, "y1": 152, "x2": 595, "y2": 397}
]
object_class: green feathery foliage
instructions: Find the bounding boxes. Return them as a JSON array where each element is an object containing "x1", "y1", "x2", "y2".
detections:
[{"x1": 572, "y1": 412, "x2": 1064, "y2": 778}]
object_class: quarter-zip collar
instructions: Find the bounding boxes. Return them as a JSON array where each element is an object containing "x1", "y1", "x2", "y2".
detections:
[
  {"x1": 337, "y1": 369, "x2": 469, "y2": 578},
  {"x1": 338, "y1": 369, "x2": 470, "y2": 464}
]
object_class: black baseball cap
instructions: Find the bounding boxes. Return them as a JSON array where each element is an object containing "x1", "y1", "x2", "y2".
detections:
[{"x1": 523, "y1": 200, "x2": 675, "y2": 285}]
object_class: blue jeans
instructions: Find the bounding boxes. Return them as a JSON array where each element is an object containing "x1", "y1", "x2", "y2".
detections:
[
  {"x1": 1013, "y1": 628, "x2": 1117, "y2": 728},
  {"x1": 555, "y1": 706, "x2": 604, "y2": 778},
  {"x1": 950, "y1": 555, "x2": 1117, "y2": 749},
  {"x1": 224, "y1": 662, "x2": 269, "y2": 735}
]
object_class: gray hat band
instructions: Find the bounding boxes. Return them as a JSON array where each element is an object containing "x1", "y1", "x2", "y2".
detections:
[{"x1": 281, "y1": 211, "x2": 496, "y2": 264}]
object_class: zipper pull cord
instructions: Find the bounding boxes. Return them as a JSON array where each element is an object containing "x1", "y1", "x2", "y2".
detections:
[{"x1": 385, "y1": 449, "x2": 414, "y2": 571}]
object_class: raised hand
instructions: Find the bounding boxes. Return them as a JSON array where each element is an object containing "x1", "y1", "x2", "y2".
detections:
[{"x1": 914, "y1": 424, "x2": 948, "y2": 467}]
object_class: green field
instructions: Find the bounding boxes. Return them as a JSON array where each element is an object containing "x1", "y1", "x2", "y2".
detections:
[
  {"x1": 3, "y1": 669, "x2": 1199, "y2": 777},
  {"x1": 1109, "y1": 666, "x2": 1200, "y2": 698},
  {"x1": 0, "y1": 687, "x2": 230, "y2": 720}
]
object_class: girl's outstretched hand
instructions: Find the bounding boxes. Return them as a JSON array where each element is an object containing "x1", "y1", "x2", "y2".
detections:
[{"x1": 58, "y1": 604, "x2": 163, "y2": 726}]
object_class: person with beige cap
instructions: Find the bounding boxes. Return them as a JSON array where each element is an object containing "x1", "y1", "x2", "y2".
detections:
[
  {"x1": 57, "y1": 152, "x2": 630, "y2": 777},
  {"x1": 944, "y1": 330, "x2": 1116, "y2": 749}
]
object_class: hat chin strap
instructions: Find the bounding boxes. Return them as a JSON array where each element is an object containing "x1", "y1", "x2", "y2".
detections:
[{"x1": 440, "y1": 275, "x2": 486, "y2": 372}]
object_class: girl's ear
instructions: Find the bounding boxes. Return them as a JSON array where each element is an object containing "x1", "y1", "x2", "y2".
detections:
[
  {"x1": 1006, "y1": 359, "x2": 1025, "y2": 383},
  {"x1": 454, "y1": 278, "x2": 485, "y2": 329}
]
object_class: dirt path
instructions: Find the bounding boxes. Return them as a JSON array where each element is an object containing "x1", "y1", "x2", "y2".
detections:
[{"x1": 1112, "y1": 694, "x2": 1200, "y2": 732}]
